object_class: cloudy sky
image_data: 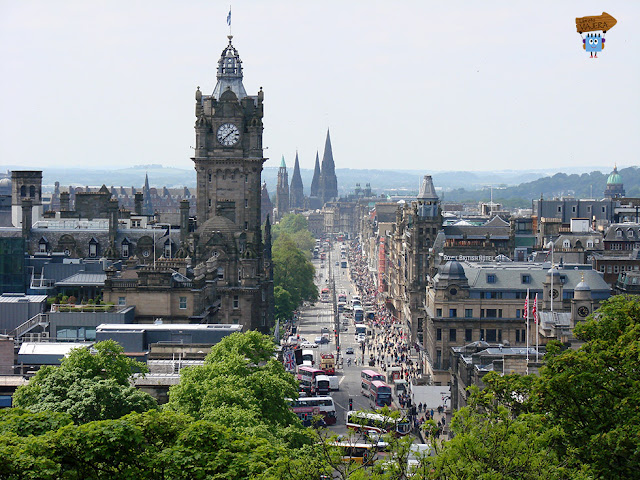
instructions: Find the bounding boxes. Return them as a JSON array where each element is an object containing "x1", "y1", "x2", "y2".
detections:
[{"x1": 1, "y1": 1, "x2": 638, "y2": 173}]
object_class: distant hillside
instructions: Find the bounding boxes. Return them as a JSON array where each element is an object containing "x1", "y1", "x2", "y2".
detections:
[
  {"x1": 443, "y1": 167, "x2": 640, "y2": 208},
  {"x1": 2, "y1": 164, "x2": 636, "y2": 209}
]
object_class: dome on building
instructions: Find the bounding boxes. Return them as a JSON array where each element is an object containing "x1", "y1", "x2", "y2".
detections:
[
  {"x1": 607, "y1": 165, "x2": 622, "y2": 185},
  {"x1": 574, "y1": 275, "x2": 592, "y2": 300},
  {"x1": 199, "y1": 215, "x2": 237, "y2": 236},
  {"x1": 575, "y1": 279, "x2": 591, "y2": 291},
  {"x1": 547, "y1": 266, "x2": 561, "y2": 278},
  {"x1": 439, "y1": 260, "x2": 467, "y2": 280}
]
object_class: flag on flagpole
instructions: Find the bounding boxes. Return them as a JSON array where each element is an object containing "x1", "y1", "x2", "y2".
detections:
[
  {"x1": 524, "y1": 292, "x2": 529, "y2": 319},
  {"x1": 227, "y1": 8, "x2": 232, "y2": 26},
  {"x1": 533, "y1": 293, "x2": 538, "y2": 323}
]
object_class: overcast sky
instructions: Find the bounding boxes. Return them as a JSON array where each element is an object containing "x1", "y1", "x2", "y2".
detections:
[{"x1": 1, "y1": 1, "x2": 638, "y2": 174}]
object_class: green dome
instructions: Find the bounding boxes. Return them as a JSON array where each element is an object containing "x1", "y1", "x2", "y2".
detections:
[{"x1": 607, "y1": 166, "x2": 622, "y2": 185}]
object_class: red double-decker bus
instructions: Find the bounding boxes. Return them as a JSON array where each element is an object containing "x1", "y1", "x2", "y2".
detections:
[{"x1": 360, "y1": 369, "x2": 384, "y2": 398}]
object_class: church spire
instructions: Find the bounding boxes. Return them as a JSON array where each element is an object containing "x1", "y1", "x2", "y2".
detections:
[
  {"x1": 310, "y1": 152, "x2": 321, "y2": 198},
  {"x1": 142, "y1": 173, "x2": 153, "y2": 215},
  {"x1": 319, "y1": 129, "x2": 338, "y2": 203},
  {"x1": 212, "y1": 35, "x2": 247, "y2": 100},
  {"x1": 290, "y1": 151, "x2": 304, "y2": 209}
]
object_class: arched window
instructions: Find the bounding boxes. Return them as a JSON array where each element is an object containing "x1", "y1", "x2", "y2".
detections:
[
  {"x1": 563, "y1": 239, "x2": 571, "y2": 249},
  {"x1": 20, "y1": 185, "x2": 26, "y2": 197},
  {"x1": 29, "y1": 185, "x2": 36, "y2": 198}
]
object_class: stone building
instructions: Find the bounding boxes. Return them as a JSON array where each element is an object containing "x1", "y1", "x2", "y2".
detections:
[
  {"x1": 275, "y1": 156, "x2": 290, "y2": 220},
  {"x1": 260, "y1": 182, "x2": 273, "y2": 225},
  {"x1": 190, "y1": 34, "x2": 274, "y2": 333},
  {"x1": 385, "y1": 176, "x2": 443, "y2": 344},
  {"x1": 423, "y1": 260, "x2": 609, "y2": 385}
]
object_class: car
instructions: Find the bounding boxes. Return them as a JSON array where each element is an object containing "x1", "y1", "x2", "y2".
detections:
[
  {"x1": 314, "y1": 336, "x2": 329, "y2": 345},
  {"x1": 300, "y1": 341, "x2": 318, "y2": 349},
  {"x1": 345, "y1": 347, "x2": 354, "y2": 354},
  {"x1": 335, "y1": 261, "x2": 339, "y2": 266}
]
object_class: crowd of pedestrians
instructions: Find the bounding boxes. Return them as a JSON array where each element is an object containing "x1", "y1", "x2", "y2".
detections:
[{"x1": 345, "y1": 238, "x2": 446, "y2": 439}]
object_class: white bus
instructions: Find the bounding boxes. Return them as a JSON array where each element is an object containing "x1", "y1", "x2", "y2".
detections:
[
  {"x1": 302, "y1": 349, "x2": 315, "y2": 366},
  {"x1": 346, "y1": 410, "x2": 411, "y2": 437}
]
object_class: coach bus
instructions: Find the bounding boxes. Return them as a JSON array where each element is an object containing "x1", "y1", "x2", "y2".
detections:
[
  {"x1": 361, "y1": 369, "x2": 385, "y2": 398},
  {"x1": 321, "y1": 288, "x2": 330, "y2": 302},
  {"x1": 354, "y1": 306, "x2": 364, "y2": 323},
  {"x1": 346, "y1": 411, "x2": 411, "y2": 437}
]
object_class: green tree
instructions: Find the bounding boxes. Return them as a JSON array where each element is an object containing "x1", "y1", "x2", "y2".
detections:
[
  {"x1": 273, "y1": 233, "x2": 317, "y2": 307},
  {"x1": 534, "y1": 294, "x2": 640, "y2": 478},
  {"x1": 166, "y1": 331, "x2": 300, "y2": 431},
  {"x1": 13, "y1": 340, "x2": 157, "y2": 423},
  {"x1": 274, "y1": 285, "x2": 295, "y2": 321}
]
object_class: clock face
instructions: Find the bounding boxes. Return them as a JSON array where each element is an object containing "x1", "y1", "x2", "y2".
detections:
[
  {"x1": 217, "y1": 123, "x2": 240, "y2": 146},
  {"x1": 552, "y1": 289, "x2": 559, "y2": 299},
  {"x1": 578, "y1": 306, "x2": 590, "y2": 317}
]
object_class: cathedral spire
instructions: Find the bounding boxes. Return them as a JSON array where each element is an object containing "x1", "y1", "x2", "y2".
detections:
[
  {"x1": 142, "y1": 173, "x2": 153, "y2": 215},
  {"x1": 310, "y1": 152, "x2": 321, "y2": 198},
  {"x1": 319, "y1": 129, "x2": 338, "y2": 203},
  {"x1": 290, "y1": 151, "x2": 304, "y2": 209},
  {"x1": 212, "y1": 35, "x2": 247, "y2": 100}
]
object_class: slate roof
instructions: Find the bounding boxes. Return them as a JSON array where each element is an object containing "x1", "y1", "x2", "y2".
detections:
[{"x1": 56, "y1": 273, "x2": 107, "y2": 287}]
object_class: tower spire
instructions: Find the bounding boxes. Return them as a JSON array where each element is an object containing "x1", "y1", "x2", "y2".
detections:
[
  {"x1": 318, "y1": 128, "x2": 338, "y2": 203},
  {"x1": 212, "y1": 35, "x2": 247, "y2": 100},
  {"x1": 310, "y1": 152, "x2": 321, "y2": 198},
  {"x1": 290, "y1": 151, "x2": 304, "y2": 209}
]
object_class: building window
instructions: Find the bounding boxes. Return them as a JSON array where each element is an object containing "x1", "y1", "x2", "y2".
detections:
[
  {"x1": 449, "y1": 308, "x2": 457, "y2": 318},
  {"x1": 486, "y1": 329, "x2": 497, "y2": 342},
  {"x1": 436, "y1": 328, "x2": 442, "y2": 341},
  {"x1": 521, "y1": 274, "x2": 531, "y2": 284},
  {"x1": 563, "y1": 239, "x2": 571, "y2": 248},
  {"x1": 486, "y1": 309, "x2": 497, "y2": 318},
  {"x1": 614, "y1": 265, "x2": 619, "y2": 274},
  {"x1": 498, "y1": 309, "x2": 503, "y2": 318},
  {"x1": 465, "y1": 308, "x2": 473, "y2": 318},
  {"x1": 557, "y1": 206, "x2": 562, "y2": 213},
  {"x1": 39, "y1": 242, "x2": 47, "y2": 253},
  {"x1": 164, "y1": 242, "x2": 172, "y2": 258},
  {"x1": 607, "y1": 265, "x2": 612, "y2": 273},
  {"x1": 628, "y1": 230, "x2": 634, "y2": 238},
  {"x1": 602, "y1": 206, "x2": 606, "y2": 213},
  {"x1": 245, "y1": 199, "x2": 248, "y2": 208},
  {"x1": 487, "y1": 274, "x2": 496, "y2": 283},
  {"x1": 572, "y1": 206, "x2": 576, "y2": 213},
  {"x1": 516, "y1": 329, "x2": 520, "y2": 342},
  {"x1": 261, "y1": 312, "x2": 266, "y2": 326},
  {"x1": 480, "y1": 329, "x2": 485, "y2": 341},
  {"x1": 587, "y1": 240, "x2": 594, "y2": 248},
  {"x1": 436, "y1": 308, "x2": 442, "y2": 317},
  {"x1": 465, "y1": 329, "x2": 472, "y2": 342},
  {"x1": 587, "y1": 206, "x2": 592, "y2": 213},
  {"x1": 436, "y1": 349, "x2": 442, "y2": 370},
  {"x1": 89, "y1": 243, "x2": 97, "y2": 257},
  {"x1": 516, "y1": 309, "x2": 521, "y2": 318},
  {"x1": 118, "y1": 297, "x2": 126, "y2": 306},
  {"x1": 122, "y1": 243, "x2": 129, "y2": 257},
  {"x1": 233, "y1": 295, "x2": 239, "y2": 309},
  {"x1": 217, "y1": 267, "x2": 224, "y2": 280},
  {"x1": 238, "y1": 268, "x2": 242, "y2": 282},
  {"x1": 616, "y1": 230, "x2": 623, "y2": 238},
  {"x1": 449, "y1": 329, "x2": 457, "y2": 342},
  {"x1": 179, "y1": 297, "x2": 187, "y2": 309},
  {"x1": 208, "y1": 199, "x2": 212, "y2": 207},
  {"x1": 208, "y1": 173, "x2": 212, "y2": 182},
  {"x1": 244, "y1": 221, "x2": 248, "y2": 230},
  {"x1": 480, "y1": 309, "x2": 485, "y2": 318}
]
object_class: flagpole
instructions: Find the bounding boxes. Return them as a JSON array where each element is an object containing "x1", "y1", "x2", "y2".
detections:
[
  {"x1": 525, "y1": 288, "x2": 529, "y2": 375},
  {"x1": 535, "y1": 294, "x2": 539, "y2": 363}
]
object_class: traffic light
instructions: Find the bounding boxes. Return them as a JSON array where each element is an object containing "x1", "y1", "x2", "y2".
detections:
[{"x1": 349, "y1": 398, "x2": 353, "y2": 411}]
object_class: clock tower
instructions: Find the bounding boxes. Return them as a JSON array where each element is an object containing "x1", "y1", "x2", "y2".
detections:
[{"x1": 191, "y1": 35, "x2": 273, "y2": 332}]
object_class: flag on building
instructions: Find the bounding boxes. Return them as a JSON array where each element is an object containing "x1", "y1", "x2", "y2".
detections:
[
  {"x1": 533, "y1": 293, "x2": 538, "y2": 323},
  {"x1": 227, "y1": 8, "x2": 231, "y2": 26},
  {"x1": 284, "y1": 349, "x2": 296, "y2": 372}
]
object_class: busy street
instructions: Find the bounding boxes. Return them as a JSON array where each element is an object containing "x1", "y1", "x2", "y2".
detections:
[{"x1": 286, "y1": 235, "x2": 449, "y2": 441}]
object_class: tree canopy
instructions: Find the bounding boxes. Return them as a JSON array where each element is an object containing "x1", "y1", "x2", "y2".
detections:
[
  {"x1": 12, "y1": 340, "x2": 157, "y2": 424},
  {"x1": 273, "y1": 233, "x2": 317, "y2": 309}
]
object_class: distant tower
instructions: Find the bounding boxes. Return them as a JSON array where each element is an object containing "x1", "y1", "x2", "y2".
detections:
[
  {"x1": 276, "y1": 156, "x2": 290, "y2": 220},
  {"x1": 289, "y1": 151, "x2": 304, "y2": 210},
  {"x1": 142, "y1": 173, "x2": 153, "y2": 215},
  {"x1": 604, "y1": 165, "x2": 625, "y2": 199},
  {"x1": 318, "y1": 129, "x2": 338, "y2": 204},
  {"x1": 310, "y1": 152, "x2": 321, "y2": 198},
  {"x1": 261, "y1": 181, "x2": 273, "y2": 224},
  {"x1": 11, "y1": 170, "x2": 43, "y2": 228}
]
